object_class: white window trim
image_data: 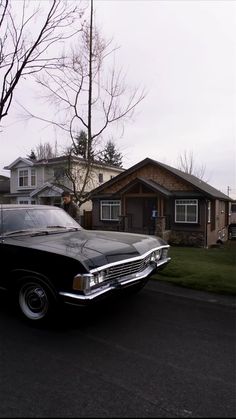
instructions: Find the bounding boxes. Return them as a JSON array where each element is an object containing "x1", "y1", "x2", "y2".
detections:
[
  {"x1": 100, "y1": 200, "x2": 121, "y2": 221},
  {"x1": 175, "y1": 199, "x2": 198, "y2": 224},
  {"x1": 207, "y1": 201, "x2": 211, "y2": 223},
  {"x1": 17, "y1": 197, "x2": 36, "y2": 204},
  {"x1": 18, "y1": 167, "x2": 37, "y2": 189}
]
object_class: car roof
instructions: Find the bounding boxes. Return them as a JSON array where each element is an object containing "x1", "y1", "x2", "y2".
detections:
[{"x1": 0, "y1": 204, "x2": 59, "y2": 210}]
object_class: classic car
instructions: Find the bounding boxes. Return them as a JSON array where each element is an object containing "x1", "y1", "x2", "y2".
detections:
[{"x1": 0, "y1": 204, "x2": 171, "y2": 324}]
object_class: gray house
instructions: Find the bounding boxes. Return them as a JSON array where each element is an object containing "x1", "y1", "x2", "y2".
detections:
[{"x1": 4, "y1": 156, "x2": 124, "y2": 216}]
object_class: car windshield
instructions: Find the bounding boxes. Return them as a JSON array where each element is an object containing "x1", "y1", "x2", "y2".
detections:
[{"x1": 1, "y1": 207, "x2": 81, "y2": 235}]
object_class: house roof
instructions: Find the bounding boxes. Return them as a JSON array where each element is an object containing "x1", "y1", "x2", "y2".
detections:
[
  {"x1": 4, "y1": 157, "x2": 34, "y2": 170},
  {"x1": 91, "y1": 157, "x2": 231, "y2": 200},
  {"x1": 30, "y1": 182, "x2": 72, "y2": 198},
  {"x1": 115, "y1": 177, "x2": 173, "y2": 197},
  {"x1": 4, "y1": 155, "x2": 124, "y2": 173}
]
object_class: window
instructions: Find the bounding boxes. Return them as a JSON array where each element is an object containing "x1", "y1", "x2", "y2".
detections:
[
  {"x1": 53, "y1": 168, "x2": 66, "y2": 179},
  {"x1": 101, "y1": 200, "x2": 121, "y2": 221},
  {"x1": 175, "y1": 199, "x2": 198, "y2": 223},
  {"x1": 19, "y1": 170, "x2": 29, "y2": 187},
  {"x1": 98, "y1": 173, "x2": 103, "y2": 183},
  {"x1": 207, "y1": 201, "x2": 211, "y2": 223},
  {"x1": 18, "y1": 168, "x2": 36, "y2": 188},
  {"x1": 17, "y1": 198, "x2": 36, "y2": 205},
  {"x1": 231, "y1": 203, "x2": 236, "y2": 213},
  {"x1": 31, "y1": 169, "x2": 36, "y2": 186}
]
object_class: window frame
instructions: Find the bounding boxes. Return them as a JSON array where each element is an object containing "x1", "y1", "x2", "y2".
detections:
[
  {"x1": 17, "y1": 197, "x2": 36, "y2": 205},
  {"x1": 100, "y1": 200, "x2": 121, "y2": 221},
  {"x1": 207, "y1": 201, "x2": 211, "y2": 223},
  {"x1": 175, "y1": 199, "x2": 198, "y2": 224},
  {"x1": 18, "y1": 168, "x2": 36, "y2": 188}
]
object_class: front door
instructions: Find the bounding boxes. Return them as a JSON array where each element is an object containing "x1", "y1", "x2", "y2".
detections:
[
  {"x1": 143, "y1": 198, "x2": 157, "y2": 234},
  {"x1": 126, "y1": 197, "x2": 157, "y2": 234}
]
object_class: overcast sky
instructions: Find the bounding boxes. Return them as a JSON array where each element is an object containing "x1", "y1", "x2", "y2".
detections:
[{"x1": 0, "y1": 0, "x2": 235, "y2": 198}]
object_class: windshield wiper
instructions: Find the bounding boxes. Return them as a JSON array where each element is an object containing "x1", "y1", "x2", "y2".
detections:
[
  {"x1": 46, "y1": 225, "x2": 80, "y2": 231},
  {"x1": 46, "y1": 225, "x2": 67, "y2": 228},
  {"x1": 4, "y1": 226, "x2": 81, "y2": 237},
  {"x1": 4, "y1": 230, "x2": 33, "y2": 237},
  {"x1": 30, "y1": 226, "x2": 80, "y2": 236}
]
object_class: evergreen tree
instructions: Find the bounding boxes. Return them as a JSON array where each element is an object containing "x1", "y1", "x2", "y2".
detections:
[
  {"x1": 73, "y1": 130, "x2": 94, "y2": 160},
  {"x1": 27, "y1": 150, "x2": 37, "y2": 160},
  {"x1": 101, "y1": 140, "x2": 123, "y2": 167}
]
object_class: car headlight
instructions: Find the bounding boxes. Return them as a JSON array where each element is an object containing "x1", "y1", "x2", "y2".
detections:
[
  {"x1": 90, "y1": 270, "x2": 106, "y2": 287},
  {"x1": 151, "y1": 249, "x2": 161, "y2": 262}
]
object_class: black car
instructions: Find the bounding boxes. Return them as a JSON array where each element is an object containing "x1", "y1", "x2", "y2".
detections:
[{"x1": 0, "y1": 204, "x2": 171, "y2": 324}]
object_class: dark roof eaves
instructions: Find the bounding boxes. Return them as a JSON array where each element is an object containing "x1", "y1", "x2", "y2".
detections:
[
  {"x1": 148, "y1": 160, "x2": 231, "y2": 200},
  {"x1": 91, "y1": 158, "x2": 152, "y2": 195},
  {"x1": 90, "y1": 157, "x2": 231, "y2": 201}
]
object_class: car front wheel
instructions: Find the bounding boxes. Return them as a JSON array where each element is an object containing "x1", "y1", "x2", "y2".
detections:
[{"x1": 17, "y1": 278, "x2": 57, "y2": 324}]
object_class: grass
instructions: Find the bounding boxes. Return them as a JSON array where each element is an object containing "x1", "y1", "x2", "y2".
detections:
[{"x1": 152, "y1": 240, "x2": 236, "y2": 295}]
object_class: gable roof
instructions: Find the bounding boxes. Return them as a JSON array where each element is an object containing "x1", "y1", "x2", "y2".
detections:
[
  {"x1": 4, "y1": 157, "x2": 34, "y2": 170},
  {"x1": 116, "y1": 177, "x2": 173, "y2": 197},
  {"x1": 91, "y1": 157, "x2": 231, "y2": 200},
  {"x1": 30, "y1": 182, "x2": 72, "y2": 198},
  {"x1": 4, "y1": 155, "x2": 124, "y2": 173}
]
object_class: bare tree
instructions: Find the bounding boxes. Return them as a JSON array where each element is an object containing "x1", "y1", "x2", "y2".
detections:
[
  {"x1": 28, "y1": 141, "x2": 59, "y2": 160},
  {"x1": 177, "y1": 150, "x2": 207, "y2": 180},
  {"x1": 22, "y1": 0, "x2": 146, "y2": 207},
  {"x1": 0, "y1": 0, "x2": 84, "y2": 125}
]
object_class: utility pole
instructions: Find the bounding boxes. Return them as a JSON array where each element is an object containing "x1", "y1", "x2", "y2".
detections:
[{"x1": 227, "y1": 186, "x2": 231, "y2": 196}]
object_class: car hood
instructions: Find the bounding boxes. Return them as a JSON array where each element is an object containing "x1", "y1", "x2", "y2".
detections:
[{"x1": 8, "y1": 229, "x2": 167, "y2": 270}]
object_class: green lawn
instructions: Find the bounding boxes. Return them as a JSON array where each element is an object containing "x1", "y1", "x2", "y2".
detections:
[{"x1": 152, "y1": 240, "x2": 236, "y2": 295}]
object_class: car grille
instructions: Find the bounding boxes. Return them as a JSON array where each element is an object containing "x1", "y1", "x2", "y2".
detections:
[{"x1": 103, "y1": 253, "x2": 153, "y2": 282}]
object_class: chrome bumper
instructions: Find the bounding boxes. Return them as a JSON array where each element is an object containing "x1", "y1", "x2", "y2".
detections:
[{"x1": 59, "y1": 257, "x2": 171, "y2": 306}]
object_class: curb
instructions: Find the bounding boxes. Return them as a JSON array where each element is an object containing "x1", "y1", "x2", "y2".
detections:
[{"x1": 148, "y1": 279, "x2": 236, "y2": 308}]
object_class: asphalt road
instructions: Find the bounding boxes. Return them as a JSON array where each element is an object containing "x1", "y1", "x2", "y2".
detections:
[{"x1": 0, "y1": 281, "x2": 235, "y2": 418}]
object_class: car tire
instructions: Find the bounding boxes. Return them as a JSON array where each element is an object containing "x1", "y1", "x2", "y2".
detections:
[{"x1": 17, "y1": 277, "x2": 57, "y2": 325}]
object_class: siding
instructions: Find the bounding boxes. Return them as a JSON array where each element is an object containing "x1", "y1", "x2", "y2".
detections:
[{"x1": 102, "y1": 163, "x2": 193, "y2": 194}]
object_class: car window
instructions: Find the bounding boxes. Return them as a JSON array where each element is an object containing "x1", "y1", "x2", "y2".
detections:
[
  {"x1": 3, "y1": 211, "x2": 24, "y2": 231},
  {"x1": 2, "y1": 207, "x2": 81, "y2": 234}
]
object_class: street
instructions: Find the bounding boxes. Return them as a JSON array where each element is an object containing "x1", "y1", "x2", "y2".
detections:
[{"x1": 0, "y1": 281, "x2": 235, "y2": 418}]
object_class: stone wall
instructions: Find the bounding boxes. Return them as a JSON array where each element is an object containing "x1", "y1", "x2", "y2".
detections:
[{"x1": 168, "y1": 230, "x2": 205, "y2": 247}]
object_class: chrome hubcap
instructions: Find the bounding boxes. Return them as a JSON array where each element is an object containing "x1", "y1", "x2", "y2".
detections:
[{"x1": 19, "y1": 283, "x2": 49, "y2": 320}]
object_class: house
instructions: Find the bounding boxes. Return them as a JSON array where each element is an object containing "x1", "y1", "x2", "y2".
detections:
[
  {"x1": 3, "y1": 156, "x2": 124, "y2": 222},
  {"x1": 91, "y1": 157, "x2": 231, "y2": 247},
  {"x1": 229, "y1": 200, "x2": 236, "y2": 239},
  {"x1": 0, "y1": 175, "x2": 10, "y2": 203}
]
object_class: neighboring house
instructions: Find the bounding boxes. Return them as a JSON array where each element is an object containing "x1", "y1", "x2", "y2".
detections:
[
  {"x1": 0, "y1": 175, "x2": 10, "y2": 203},
  {"x1": 91, "y1": 157, "x2": 231, "y2": 247},
  {"x1": 228, "y1": 200, "x2": 236, "y2": 239},
  {"x1": 3, "y1": 156, "x2": 124, "y2": 218},
  {"x1": 229, "y1": 200, "x2": 236, "y2": 224}
]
